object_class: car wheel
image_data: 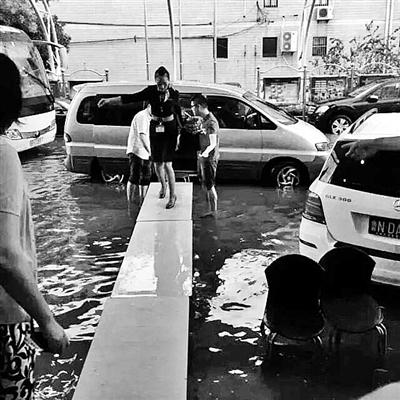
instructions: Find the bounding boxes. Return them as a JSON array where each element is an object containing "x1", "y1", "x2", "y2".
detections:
[
  {"x1": 270, "y1": 162, "x2": 303, "y2": 188},
  {"x1": 329, "y1": 114, "x2": 352, "y2": 135}
]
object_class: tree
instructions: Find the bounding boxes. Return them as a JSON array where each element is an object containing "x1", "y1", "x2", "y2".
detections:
[
  {"x1": 0, "y1": 0, "x2": 70, "y2": 65},
  {"x1": 312, "y1": 21, "x2": 400, "y2": 74}
]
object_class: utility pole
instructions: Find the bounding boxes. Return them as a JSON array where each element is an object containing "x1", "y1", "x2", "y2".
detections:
[
  {"x1": 298, "y1": 0, "x2": 316, "y2": 119},
  {"x1": 41, "y1": 0, "x2": 61, "y2": 74},
  {"x1": 297, "y1": 0, "x2": 307, "y2": 68},
  {"x1": 384, "y1": 0, "x2": 394, "y2": 47},
  {"x1": 166, "y1": 0, "x2": 177, "y2": 81},
  {"x1": 298, "y1": 0, "x2": 316, "y2": 68},
  {"x1": 143, "y1": 0, "x2": 150, "y2": 80},
  {"x1": 213, "y1": 0, "x2": 217, "y2": 83},
  {"x1": 178, "y1": 0, "x2": 183, "y2": 80}
]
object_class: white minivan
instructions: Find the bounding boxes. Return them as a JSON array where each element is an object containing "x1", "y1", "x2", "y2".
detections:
[
  {"x1": 300, "y1": 112, "x2": 400, "y2": 286},
  {"x1": 63, "y1": 81, "x2": 329, "y2": 186}
]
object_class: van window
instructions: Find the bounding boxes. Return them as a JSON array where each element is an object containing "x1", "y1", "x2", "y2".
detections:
[
  {"x1": 77, "y1": 96, "x2": 96, "y2": 124},
  {"x1": 207, "y1": 95, "x2": 262, "y2": 129},
  {"x1": 95, "y1": 95, "x2": 144, "y2": 126},
  {"x1": 319, "y1": 140, "x2": 400, "y2": 197},
  {"x1": 243, "y1": 91, "x2": 297, "y2": 125}
]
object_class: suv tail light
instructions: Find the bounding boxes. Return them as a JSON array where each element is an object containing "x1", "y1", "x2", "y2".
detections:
[{"x1": 303, "y1": 191, "x2": 326, "y2": 224}]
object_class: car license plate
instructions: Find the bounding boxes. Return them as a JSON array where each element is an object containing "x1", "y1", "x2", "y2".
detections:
[
  {"x1": 30, "y1": 135, "x2": 47, "y2": 147},
  {"x1": 369, "y1": 216, "x2": 400, "y2": 239}
]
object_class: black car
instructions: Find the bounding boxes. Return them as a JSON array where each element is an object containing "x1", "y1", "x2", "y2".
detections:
[{"x1": 308, "y1": 79, "x2": 400, "y2": 134}]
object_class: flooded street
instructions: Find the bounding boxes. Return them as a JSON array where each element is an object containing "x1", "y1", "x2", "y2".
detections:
[{"x1": 20, "y1": 139, "x2": 400, "y2": 400}]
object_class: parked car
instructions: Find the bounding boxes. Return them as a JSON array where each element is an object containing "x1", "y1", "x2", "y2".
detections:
[
  {"x1": 63, "y1": 81, "x2": 330, "y2": 187},
  {"x1": 55, "y1": 99, "x2": 70, "y2": 136},
  {"x1": 308, "y1": 79, "x2": 400, "y2": 135},
  {"x1": 299, "y1": 111, "x2": 400, "y2": 286}
]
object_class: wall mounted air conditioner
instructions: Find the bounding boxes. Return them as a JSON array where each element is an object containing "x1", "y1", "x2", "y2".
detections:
[
  {"x1": 316, "y1": 6, "x2": 333, "y2": 21},
  {"x1": 281, "y1": 31, "x2": 298, "y2": 52}
]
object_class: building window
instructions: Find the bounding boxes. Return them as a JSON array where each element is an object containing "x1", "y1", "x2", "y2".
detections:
[
  {"x1": 262, "y1": 37, "x2": 278, "y2": 57},
  {"x1": 315, "y1": 0, "x2": 329, "y2": 5},
  {"x1": 263, "y1": 0, "x2": 278, "y2": 7},
  {"x1": 312, "y1": 36, "x2": 327, "y2": 56},
  {"x1": 217, "y1": 38, "x2": 228, "y2": 59}
]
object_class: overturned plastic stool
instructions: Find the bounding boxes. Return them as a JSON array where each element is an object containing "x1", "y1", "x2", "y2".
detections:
[
  {"x1": 260, "y1": 254, "x2": 325, "y2": 361},
  {"x1": 319, "y1": 246, "x2": 387, "y2": 361}
]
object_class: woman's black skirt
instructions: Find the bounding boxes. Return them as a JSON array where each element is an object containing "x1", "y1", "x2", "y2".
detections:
[{"x1": 149, "y1": 119, "x2": 178, "y2": 162}]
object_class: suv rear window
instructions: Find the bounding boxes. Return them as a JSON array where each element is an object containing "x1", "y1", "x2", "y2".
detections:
[{"x1": 319, "y1": 140, "x2": 400, "y2": 197}]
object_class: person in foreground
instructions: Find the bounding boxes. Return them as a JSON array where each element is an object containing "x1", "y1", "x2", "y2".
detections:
[
  {"x1": 342, "y1": 136, "x2": 400, "y2": 160},
  {"x1": 98, "y1": 66, "x2": 182, "y2": 209},
  {"x1": 191, "y1": 94, "x2": 219, "y2": 218},
  {"x1": 126, "y1": 103, "x2": 152, "y2": 208},
  {"x1": 0, "y1": 54, "x2": 69, "y2": 399}
]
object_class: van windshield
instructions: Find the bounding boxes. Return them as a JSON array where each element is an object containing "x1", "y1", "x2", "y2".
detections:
[
  {"x1": 319, "y1": 140, "x2": 400, "y2": 197},
  {"x1": 243, "y1": 91, "x2": 297, "y2": 125}
]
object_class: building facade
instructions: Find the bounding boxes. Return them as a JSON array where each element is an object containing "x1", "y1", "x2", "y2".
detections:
[{"x1": 50, "y1": 0, "x2": 400, "y2": 93}]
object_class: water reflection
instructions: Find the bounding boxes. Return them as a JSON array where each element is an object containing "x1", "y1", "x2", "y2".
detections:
[
  {"x1": 154, "y1": 221, "x2": 192, "y2": 297},
  {"x1": 112, "y1": 220, "x2": 192, "y2": 297},
  {"x1": 208, "y1": 249, "x2": 274, "y2": 331}
]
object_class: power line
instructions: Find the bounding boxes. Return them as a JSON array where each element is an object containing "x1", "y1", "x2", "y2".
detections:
[
  {"x1": 71, "y1": 35, "x2": 213, "y2": 45},
  {"x1": 59, "y1": 20, "x2": 212, "y2": 27},
  {"x1": 217, "y1": 4, "x2": 259, "y2": 32}
]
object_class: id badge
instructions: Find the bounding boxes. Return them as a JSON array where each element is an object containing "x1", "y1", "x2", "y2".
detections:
[{"x1": 156, "y1": 124, "x2": 165, "y2": 133}]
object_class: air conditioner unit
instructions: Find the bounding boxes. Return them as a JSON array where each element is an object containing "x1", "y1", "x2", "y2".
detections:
[
  {"x1": 281, "y1": 31, "x2": 298, "y2": 53},
  {"x1": 316, "y1": 6, "x2": 333, "y2": 21}
]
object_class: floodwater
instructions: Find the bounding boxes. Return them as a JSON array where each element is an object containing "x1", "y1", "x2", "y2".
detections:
[
  {"x1": 20, "y1": 138, "x2": 400, "y2": 400},
  {"x1": 189, "y1": 185, "x2": 400, "y2": 399}
]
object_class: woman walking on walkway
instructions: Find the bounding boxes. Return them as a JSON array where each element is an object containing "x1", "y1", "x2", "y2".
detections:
[{"x1": 98, "y1": 66, "x2": 182, "y2": 209}]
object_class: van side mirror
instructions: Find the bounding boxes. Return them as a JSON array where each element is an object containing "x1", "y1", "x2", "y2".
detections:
[
  {"x1": 59, "y1": 47, "x2": 68, "y2": 69},
  {"x1": 367, "y1": 95, "x2": 378, "y2": 103}
]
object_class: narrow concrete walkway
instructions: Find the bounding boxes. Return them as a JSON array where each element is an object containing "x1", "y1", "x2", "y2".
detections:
[
  {"x1": 72, "y1": 182, "x2": 192, "y2": 400},
  {"x1": 112, "y1": 220, "x2": 192, "y2": 298},
  {"x1": 137, "y1": 182, "x2": 193, "y2": 222}
]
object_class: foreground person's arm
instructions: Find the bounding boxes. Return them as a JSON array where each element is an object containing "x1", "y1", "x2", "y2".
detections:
[
  {"x1": 0, "y1": 213, "x2": 69, "y2": 354},
  {"x1": 97, "y1": 87, "x2": 150, "y2": 108},
  {"x1": 0, "y1": 150, "x2": 69, "y2": 355},
  {"x1": 200, "y1": 133, "x2": 217, "y2": 157}
]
